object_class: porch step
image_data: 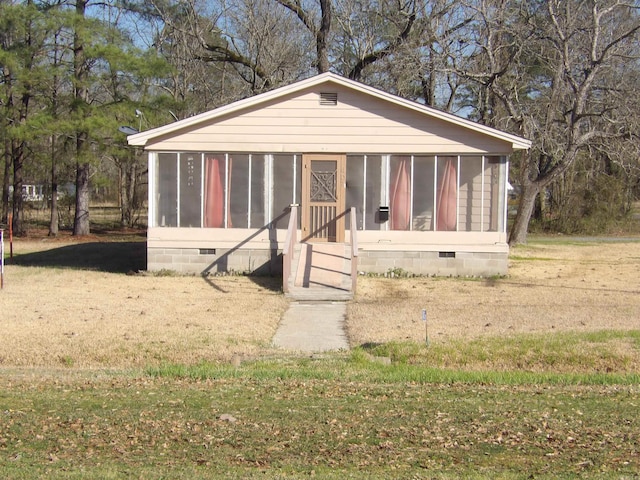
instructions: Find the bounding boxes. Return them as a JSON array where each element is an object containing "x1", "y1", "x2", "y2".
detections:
[{"x1": 286, "y1": 243, "x2": 353, "y2": 301}]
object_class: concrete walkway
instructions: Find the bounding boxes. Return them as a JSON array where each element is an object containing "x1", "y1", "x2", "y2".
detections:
[{"x1": 272, "y1": 301, "x2": 350, "y2": 352}]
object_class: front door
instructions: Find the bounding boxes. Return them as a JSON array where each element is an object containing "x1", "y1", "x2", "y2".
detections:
[{"x1": 301, "y1": 154, "x2": 346, "y2": 242}]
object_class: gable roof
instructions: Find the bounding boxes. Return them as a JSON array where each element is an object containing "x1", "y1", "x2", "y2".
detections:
[{"x1": 127, "y1": 72, "x2": 531, "y2": 150}]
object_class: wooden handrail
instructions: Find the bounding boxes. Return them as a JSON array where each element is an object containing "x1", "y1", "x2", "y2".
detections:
[
  {"x1": 350, "y1": 207, "x2": 358, "y2": 294},
  {"x1": 282, "y1": 205, "x2": 298, "y2": 293}
]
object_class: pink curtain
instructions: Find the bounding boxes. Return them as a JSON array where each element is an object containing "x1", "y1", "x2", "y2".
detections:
[
  {"x1": 390, "y1": 158, "x2": 411, "y2": 230},
  {"x1": 204, "y1": 157, "x2": 223, "y2": 227},
  {"x1": 436, "y1": 158, "x2": 457, "y2": 231},
  {"x1": 204, "y1": 155, "x2": 236, "y2": 228}
]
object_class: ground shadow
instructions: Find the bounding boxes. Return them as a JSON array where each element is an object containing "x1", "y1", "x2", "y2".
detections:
[
  {"x1": 200, "y1": 211, "x2": 290, "y2": 293},
  {"x1": 11, "y1": 241, "x2": 147, "y2": 274},
  {"x1": 359, "y1": 342, "x2": 386, "y2": 352}
]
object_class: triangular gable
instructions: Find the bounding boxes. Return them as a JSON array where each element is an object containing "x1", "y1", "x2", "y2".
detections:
[{"x1": 128, "y1": 72, "x2": 531, "y2": 151}]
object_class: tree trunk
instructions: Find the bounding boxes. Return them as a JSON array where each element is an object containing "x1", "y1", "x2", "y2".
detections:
[
  {"x1": 119, "y1": 162, "x2": 130, "y2": 227},
  {"x1": 316, "y1": 0, "x2": 331, "y2": 73},
  {"x1": 509, "y1": 182, "x2": 540, "y2": 245},
  {"x1": 74, "y1": 159, "x2": 90, "y2": 235},
  {"x1": 1, "y1": 139, "x2": 10, "y2": 224},
  {"x1": 48, "y1": 135, "x2": 58, "y2": 236},
  {"x1": 11, "y1": 140, "x2": 24, "y2": 235},
  {"x1": 72, "y1": 0, "x2": 90, "y2": 236}
]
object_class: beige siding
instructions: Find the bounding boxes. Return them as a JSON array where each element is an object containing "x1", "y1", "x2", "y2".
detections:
[
  {"x1": 148, "y1": 226, "x2": 506, "y2": 251},
  {"x1": 146, "y1": 85, "x2": 515, "y2": 155}
]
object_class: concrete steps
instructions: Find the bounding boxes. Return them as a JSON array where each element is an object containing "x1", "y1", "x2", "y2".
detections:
[{"x1": 285, "y1": 243, "x2": 353, "y2": 301}]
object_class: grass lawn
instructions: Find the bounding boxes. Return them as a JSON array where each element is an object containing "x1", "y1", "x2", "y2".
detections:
[
  {"x1": 0, "y1": 233, "x2": 639, "y2": 478},
  {"x1": 1, "y1": 361, "x2": 638, "y2": 479}
]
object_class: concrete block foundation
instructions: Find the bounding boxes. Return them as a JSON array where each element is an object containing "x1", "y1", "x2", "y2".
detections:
[{"x1": 147, "y1": 246, "x2": 507, "y2": 277}]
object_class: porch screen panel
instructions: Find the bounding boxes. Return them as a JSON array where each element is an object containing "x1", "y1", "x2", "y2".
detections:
[
  {"x1": 412, "y1": 156, "x2": 435, "y2": 231},
  {"x1": 156, "y1": 153, "x2": 178, "y2": 227},
  {"x1": 458, "y1": 156, "x2": 483, "y2": 232},
  {"x1": 484, "y1": 156, "x2": 506, "y2": 232},
  {"x1": 179, "y1": 154, "x2": 202, "y2": 227},
  {"x1": 436, "y1": 156, "x2": 458, "y2": 231},
  {"x1": 346, "y1": 155, "x2": 364, "y2": 230},
  {"x1": 364, "y1": 155, "x2": 382, "y2": 230},
  {"x1": 272, "y1": 154, "x2": 299, "y2": 227},
  {"x1": 229, "y1": 154, "x2": 250, "y2": 228},
  {"x1": 204, "y1": 153, "x2": 228, "y2": 228},
  {"x1": 250, "y1": 156, "x2": 266, "y2": 228},
  {"x1": 390, "y1": 156, "x2": 411, "y2": 230}
]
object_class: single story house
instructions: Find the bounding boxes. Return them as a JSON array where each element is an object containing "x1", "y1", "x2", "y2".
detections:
[{"x1": 128, "y1": 72, "x2": 530, "y2": 277}]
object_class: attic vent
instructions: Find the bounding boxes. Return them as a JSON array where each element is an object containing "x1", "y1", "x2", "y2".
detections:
[{"x1": 319, "y1": 92, "x2": 338, "y2": 106}]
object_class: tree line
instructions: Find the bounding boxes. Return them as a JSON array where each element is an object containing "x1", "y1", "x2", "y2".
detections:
[{"x1": 1, "y1": 0, "x2": 639, "y2": 243}]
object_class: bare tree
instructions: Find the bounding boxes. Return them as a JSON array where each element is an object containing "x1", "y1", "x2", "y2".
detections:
[{"x1": 454, "y1": 0, "x2": 640, "y2": 244}]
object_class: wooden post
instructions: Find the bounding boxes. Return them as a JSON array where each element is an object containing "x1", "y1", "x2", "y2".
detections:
[
  {"x1": 1, "y1": 229, "x2": 4, "y2": 289},
  {"x1": 8, "y1": 212, "x2": 13, "y2": 259}
]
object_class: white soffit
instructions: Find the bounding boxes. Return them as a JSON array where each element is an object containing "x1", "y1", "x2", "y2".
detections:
[{"x1": 127, "y1": 72, "x2": 532, "y2": 151}]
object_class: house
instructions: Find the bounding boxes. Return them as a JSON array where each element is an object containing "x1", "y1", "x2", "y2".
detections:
[{"x1": 128, "y1": 72, "x2": 530, "y2": 280}]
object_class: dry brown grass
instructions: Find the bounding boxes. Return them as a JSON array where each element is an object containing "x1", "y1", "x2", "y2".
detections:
[
  {"x1": 348, "y1": 239, "x2": 640, "y2": 346},
  {"x1": 1, "y1": 236, "x2": 639, "y2": 369},
  {"x1": 1, "y1": 238, "x2": 288, "y2": 368}
]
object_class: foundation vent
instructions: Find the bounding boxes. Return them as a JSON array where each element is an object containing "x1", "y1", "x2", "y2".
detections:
[
  {"x1": 319, "y1": 92, "x2": 338, "y2": 106},
  {"x1": 439, "y1": 251, "x2": 456, "y2": 258}
]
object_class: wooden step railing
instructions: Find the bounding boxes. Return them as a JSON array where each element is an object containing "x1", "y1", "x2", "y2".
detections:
[
  {"x1": 349, "y1": 207, "x2": 358, "y2": 294},
  {"x1": 282, "y1": 205, "x2": 298, "y2": 294},
  {"x1": 283, "y1": 205, "x2": 359, "y2": 295}
]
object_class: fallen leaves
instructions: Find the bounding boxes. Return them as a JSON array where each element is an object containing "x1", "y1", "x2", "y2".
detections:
[{"x1": 0, "y1": 374, "x2": 638, "y2": 477}]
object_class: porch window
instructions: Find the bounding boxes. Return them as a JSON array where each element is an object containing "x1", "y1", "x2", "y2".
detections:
[
  {"x1": 203, "y1": 154, "x2": 228, "y2": 228},
  {"x1": 150, "y1": 152, "x2": 301, "y2": 229},
  {"x1": 344, "y1": 154, "x2": 507, "y2": 232},
  {"x1": 458, "y1": 155, "x2": 484, "y2": 231},
  {"x1": 345, "y1": 155, "x2": 381, "y2": 230},
  {"x1": 155, "y1": 153, "x2": 178, "y2": 227},
  {"x1": 272, "y1": 155, "x2": 302, "y2": 226},
  {"x1": 180, "y1": 154, "x2": 202, "y2": 227},
  {"x1": 436, "y1": 156, "x2": 458, "y2": 231},
  {"x1": 412, "y1": 156, "x2": 436, "y2": 230},
  {"x1": 484, "y1": 157, "x2": 507, "y2": 232}
]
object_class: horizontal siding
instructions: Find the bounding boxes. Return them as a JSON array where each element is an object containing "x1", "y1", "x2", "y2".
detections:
[
  {"x1": 147, "y1": 87, "x2": 515, "y2": 154},
  {"x1": 148, "y1": 227, "x2": 507, "y2": 250}
]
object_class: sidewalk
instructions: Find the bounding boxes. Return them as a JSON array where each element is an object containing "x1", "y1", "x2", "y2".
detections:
[{"x1": 272, "y1": 301, "x2": 349, "y2": 352}]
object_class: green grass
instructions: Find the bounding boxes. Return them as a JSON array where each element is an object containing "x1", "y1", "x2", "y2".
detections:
[
  {"x1": 0, "y1": 330, "x2": 640, "y2": 479},
  {"x1": 1, "y1": 361, "x2": 639, "y2": 479},
  {"x1": 508, "y1": 255, "x2": 556, "y2": 261},
  {"x1": 2, "y1": 332, "x2": 639, "y2": 478}
]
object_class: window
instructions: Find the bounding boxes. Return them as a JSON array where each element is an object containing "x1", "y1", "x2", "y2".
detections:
[
  {"x1": 389, "y1": 156, "x2": 412, "y2": 230},
  {"x1": 342, "y1": 154, "x2": 506, "y2": 233},
  {"x1": 484, "y1": 157, "x2": 506, "y2": 232},
  {"x1": 436, "y1": 156, "x2": 458, "y2": 231},
  {"x1": 150, "y1": 152, "x2": 507, "y2": 233},
  {"x1": 345, "y1": 155, "x2": 364, "y2": 230},
  {"x1": 272, "y1": 155, "x2": 301, "y2": 226},
  {"x1": 203, "y1": 153, "x2": 228, "y2": 228},
  {"x1": 179, "y1": 154, "x2": 202, "y2": 227},
  {"x1": 458, "y1": 156, "x2": 483, "y2": 232},
  {"x1": 229, "y1": 154, "x2": 250, "y2": 228},
  {"x1": 150, "y1": 152, "x2": 301, "y2": 229},
  {"x1": 412, "y1": 156, "x2": 435, "y2": 231},
  {"x1": 156, "y1": 153, "x2": 178, "y2": 227}
]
